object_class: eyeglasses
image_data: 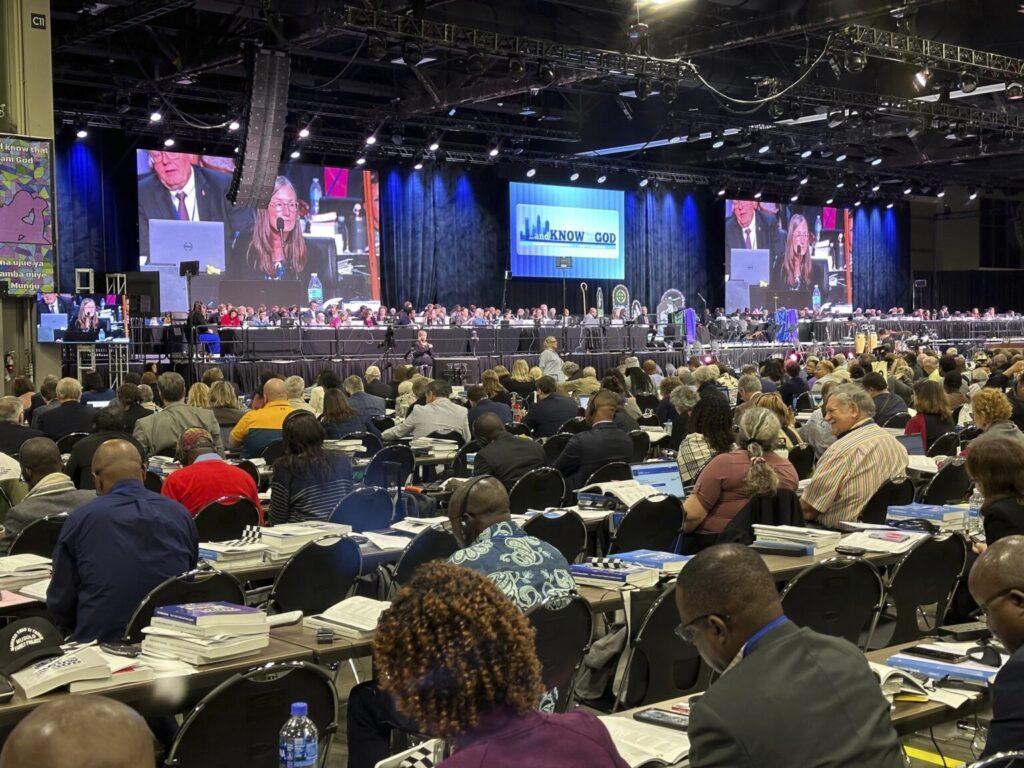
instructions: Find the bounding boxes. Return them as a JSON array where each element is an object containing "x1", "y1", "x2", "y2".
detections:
[
  {"x1": 972, "y1": 587, "x2": 1019, "y2": 620},
  {"x1": 271, "y1": 201, "x2": 298, "y2": 212},
  {"x1": 674, "y1": 613, "x2": 728, "y2": 644}
]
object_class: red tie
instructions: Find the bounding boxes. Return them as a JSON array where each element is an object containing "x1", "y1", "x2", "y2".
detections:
[{"x1": 176, "y1": 192, "x2": 189, "y2": 221}]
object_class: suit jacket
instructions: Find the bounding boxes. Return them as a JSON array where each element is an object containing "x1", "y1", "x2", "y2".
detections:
[
  {"x1": 365, "y1": 380, "x2": 392, "y2": 400},
  {"x1": 468, "y1": 399, "x2": 513, "y2": 430},
  {"x1": 347, "y1": 391, "x2": 386, "y2": 419},
  {"x1": 0, "y1": 422, "x2": 45, "y2": 457},
  {"x1": 982, "y1": 644, "x2": 1024, "y2": 758},
  {"x1": 725, "y1": 210, "x2": 782, "y2": 270},
  {"x1": 553, "y1": 421, "x2": 634, "y2": 491},
  {"x1": 778, "y1": 375, "x2": 809, "y2": 409},
  {"x1": 137, "y1": 165, "x2": 234, "y2": 258},
  {"x1": 381, "y1": 397, "x2": 471, "y2": 443},
  {"x1": 523, "y1": 394, "x2": 579, "y2": 439},
  {"x1": 132, "y1": 401, "x2": 224, "y2": 457},
  {"x1": 472, "y1": 432, "x2": 546, "y2": 491},
  {"x1": 688, "y1": 621, "x2": 904, "y2": 768},
  {"x1": 65, "y1": 431, "x2": 147, "y2": 490},
  {"x1": 36, "y1": 402, "x2": 96, "y2": 442}
]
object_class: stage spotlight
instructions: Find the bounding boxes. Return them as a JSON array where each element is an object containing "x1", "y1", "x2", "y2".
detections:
[
  {"x1": 717, "y1": 187, "x2": 727, "y2": 197},
  {"x1": 526, "y1": 168, "x2": 537, "y2": 178},
  {"x1": 75, "y1": 125, "x2": 88, "y2": 139},
  {"x1": 799, "y1": 175, "x2": 809, "y2": 186},
  {"x1": 661, "y1": 80, "x2": 678, "y2": 103},
  {"x1": 913, "y1": 65, "x2": 932, "y2": 91},
  {"x1": 487, "y1": 139, "x2": 501, "y2": 158},
  {"x1": 800, "y1": 148, "x2": 813, "y2": 159},
  {"x1": 754, "y1": 189, "x2": 763, "y2": 200},
  {"x1": 639, "y1": 177, "x2": 650, "y2": 188},
  {"x1": 960, "y1": 72, "x2": 978, "y2": 94},
  {"x1": 290, "y1": 150, "x2": 301, "y2": 159},
  {"x1": 871, "y1": 182, "x2": 881, "y2": 192},
  {"x1": 402, "y1": 42, "x2": 424, "y2": 67},
  {"x1": 790, "y1": 192, "x2": 799, "y2": 202},
  {"x1": 937, "y1": 186, "x2": 946, "y2": 198},
  {"x1": 886, "y1": 201, "x2": 895, "y2": 209},
  {"x1": 597, "y1": 174, "x2": 607, "y2": 184},
  {"x1": 448, "y1": 107, "x2": 457, "y2": 117},
  {"x1": 427, "y1": 134, "x2": 441, "y2": 152},
  {"x1": 298, "y1": 126, "x2": 310, "y2": 139},
  {"x1": 508, "y1": 56, "x2": 526, "y2": 81},
  {"x1": 228, "y1": 120, "x2": 240, "y2": 132},
  {"x1": 414, "y1": 161, "x2": 424, "y2": 171},
  {"x1": 570, "y1": 171, "x2": 580, "y2": 182},
  {"x1": 968, "y1": 187, "x2": 979, "y2": 200},
  {"x1": 634, "y1": 77, "x2": 652, "y2": 101},
  {"x1": 711, "y1": 134, "x2": 726, "y2": 150},
  {"x1": 356, "y1": 156, "x2": 367, "y2": 166},
  {"x1": 538, "y1": 61, "x2": 556, "y2": 85},
  {"x1": 826, "y1": 108, "x2": 846, "y2": 129},
  {"x1": 163, "y1": 137, "x2": 175, "y2": 147},
  {"x1": 854, "y1": 199, "x2": 863, "y2": 207},
  {"x1": 365, "y1": 133, "x2": 377, "y2": 146},
  {"x1": 149, "y1": 98, "x2": 163, "y2": 123},
  {"x1": 903, "y1": 182, "x2": 914, "y2": 195},
  {"x1": 115, "y1": 92, "x2": 131, "y2": 114},
  {"x1": 1007, "y1": 82, "x2": 1024, "y2": 101},
  {"x1": 836, "y1": 180, "x2": 846, "y2": 189},
  {"x1": 466, "y1": 49, "x2": 485, "y2": 76},
  {"x1": 870, "y1": 156, "x2": 883, "y2": 167},
  {"x1": 826, "y1": 196, "x2": 835, "y2": 205},
  {"x1": 835, "y1": 153, "x2": 848, "y2": 163},
  {"x1": 757, "y1": 140, "x2": 771, "y2": 155},
  {"x1": 368, "y1": 35, "x2": 388, "y2": 61},
  {"x1": 845, "y1": 51, "x2": 867, "y2": 73},
  {"x1": 391, "y1": 130, "x2": 404, "y2": 146}
]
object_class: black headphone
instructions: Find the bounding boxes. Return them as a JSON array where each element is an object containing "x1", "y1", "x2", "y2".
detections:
[{"x1": 453, "y1": 474, "x2": 490, "y2": 543}]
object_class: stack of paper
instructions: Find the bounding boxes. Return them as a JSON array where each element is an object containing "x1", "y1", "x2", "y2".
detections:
[
  {"x1": 140, "y1": 602, "x2": 270, "y2": 666},
  {"x1": 198, "y1": 540, "x2": 269, "y2": 569},
  {"x1": 886, "y1": 503, "x2": 966, "y2": 532},
  {"x1": 752, "y1": 525, "x2": 842, "y2": 556},
  {"x1": 302, "y1": 596, "x2": 391, "y2": 639},
  {"x1": 261, "y1": 521, "x2": 353, "y2": 561},
  {"x1": 838, "y1": 529, "x2": 930, "y2": 554},
  {"x1": 11, "y1": 645, "x2": 109, "y2": 698},
  {"x1": 69, "y1": 647, "x2": 156, "y2": 693},
  {"x1": 0, "y1": 555, "x2": 52, "y2": 575},
  {"x1": 569, "y1": 560, "x2": 660, "y2": 589},
  {"x1": 598, "y1": 716, "x2": 690, "y2": 768},
  {"x1": 577, "y1": 480, "x2": 661, "y2": 509}
]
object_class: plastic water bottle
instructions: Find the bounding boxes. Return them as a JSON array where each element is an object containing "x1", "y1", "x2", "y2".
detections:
[
  {"x1": 968, "y1": 488, "x2": 984, "y2": 533},
  {"x1": 812, "y1": 284, "x2": 821, "y2": 310},
  {"x1": 280, "y1": 701, "x2": 318, "y2": 767},
  {"x1": 309, "y1": 178, "x2": 322, "y2": 216},
  {"x1": 814, "y1": 214, "x2": 822, "y2": 239},
  {"x1": 307, "y1": 273, "x2": 323, "y2": 304}
]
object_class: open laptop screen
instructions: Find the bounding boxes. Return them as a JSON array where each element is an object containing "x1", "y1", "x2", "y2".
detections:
[{"x1": 631, "y1": 461, "x2": 686, "y2": 498}]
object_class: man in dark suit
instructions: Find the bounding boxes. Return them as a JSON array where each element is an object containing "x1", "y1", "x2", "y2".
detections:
[
  {"x1": 363, "y1": 366, "x2": 393, "y2": 401},
  {"x1": 470, "y1": 413, "x2": 545, "y2": 491},
  {"x1": 343, "y1": 376, "x2": 386, "y2": 419},
  {"x1": 724, "y1": 199, "x2": 782, "y2": 277},
  {"x1": 523, "y1": 376, "x2": 579, "y2": 439},
  {"x1": 677, "y1": 544, "x2": 904, "y2": 768},
  {"x1": 137, "y1": 150, "x2": 234, "y2": 260},
  {"x1": 553, "y1": 390, "x2": 633, "y2": 491},
  {"x1": 35, "y1": 378, "x2": 97, "y2": 442},
  {"x1": 466, "y1": 386, "x2": 512, "y2": 431},
  {"x1": 778, "y1": 360, "x2": 809, "y2": 409},
  {"x1": 969, "y1": 536, "x2": 1024, "y2": 758},
  {"x1": 0, "y1": 397, "x2": 45, "y2": 457},
  {"x1": 36, "y1": 293, "x2": 71, "y2": 317}
]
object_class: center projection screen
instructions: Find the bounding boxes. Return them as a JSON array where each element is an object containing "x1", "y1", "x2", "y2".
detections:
[
  {"x1": 509, "y1": 181, "x2": 625, "y2": 280},
  {"x1": 136, "y1": 150, "x2": 380, "y2": 313},
  {"x1": 724, "y1": 199, "x2": 854, "y2": 313}
]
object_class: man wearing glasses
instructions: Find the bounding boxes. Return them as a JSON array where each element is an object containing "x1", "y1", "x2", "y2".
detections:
[
  {"x1": 675, "y1": 544, "x2": 904, "y2": 768},
  {"x1": 969, "y1": 536, "x2": 1024, "y2": 758}
]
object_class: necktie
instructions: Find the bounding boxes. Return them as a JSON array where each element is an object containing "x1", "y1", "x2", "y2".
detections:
[
  {"x1": 175, "y1": 192, "x2": 189, "y2": 221},
  {"x1": 743, "y1": 228, "x2": 752, "y2": 249}
]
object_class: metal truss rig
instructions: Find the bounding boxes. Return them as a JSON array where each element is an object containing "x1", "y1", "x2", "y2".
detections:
[{"x1": 840, "y1": 25, "x2": 1024, "y2": 81}]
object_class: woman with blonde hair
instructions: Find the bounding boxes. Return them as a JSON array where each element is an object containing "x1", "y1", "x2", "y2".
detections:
[
  {"x1": 777, "y1": 214, "x2": 813, "y2": 289},
  {"x1": 756, "y1": 392, "x2": 803, "y2": 449},
  {"x1": 480, "y1": 369, "x2": 511, "y2": 405},
  {"x1": 187, "y1": 381, "x2": 210, "y2": 409},
  {"x1": 209, "y1": 380, "x2": 244, "y2": 427},
  {"x1": 244, "y1": 176, "x2": 307, "y2": 280},
  {"x1": 502, "y1": 359, "x2": 536, "y2": 399},
  {"x1": 74, "y1": 298, "x2": 100, "y2": 331},
  {"x1": 887, "y1": 357, "x2": 914, "y2": 405}
]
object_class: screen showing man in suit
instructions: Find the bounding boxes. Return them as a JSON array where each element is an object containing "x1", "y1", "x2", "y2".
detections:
[
  {"x1": 724, "y1": 199, "x2": 854, "y2": 313},
  {"x1": 136, "y1": 150, "x2": 381, "y2": 312}
]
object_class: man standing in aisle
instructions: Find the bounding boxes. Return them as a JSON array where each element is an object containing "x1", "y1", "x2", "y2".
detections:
[{"x1": 539, "y1": 336, "x2": 566, "y2": 382}]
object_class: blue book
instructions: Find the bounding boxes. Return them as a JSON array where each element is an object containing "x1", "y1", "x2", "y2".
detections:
[
  {"x1": 153, "y1": 602, "x2": 263, "y2": 627},
  {"x1": 751, "y1": 540, "x2": 817, "y2": 557},
  {"x1": 886, "y1": 653, "x2": 998, "y2": 684},
  {"x1": 569, "y1": 563, "x2": 660, "y2": 588},
  {"x1": 614, "y1": 550, "x2": 692, "y2": 574},
  {"x1": 887, "y1": 503, "x2": 965, "y2": 522}
]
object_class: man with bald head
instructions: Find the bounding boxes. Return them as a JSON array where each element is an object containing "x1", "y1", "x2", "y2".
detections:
[
  {"x1": 969, "y1": 535, "x2": 1024, "y2": 758},
  {"x1": 47, "y1": 439, "x2": 198, "y2": 642},
  {"x1": 0, "y1": 694, "x2": 155, "y2": 768},
  {"x1": 470, "y1": 412, "x2": 545, "y2": 491},
  {"x1": 552, "y1": 389, "x2": 634, "y2": 491},
  {"x1": 229, "y1": 377, "x2": 294, "y2": 458},
  {"x1": 132, "y1": 371, "x2": 223, "y2": 457},
  {"x1": 676, "y1": 544, "x2": 903, "y2": 768}
]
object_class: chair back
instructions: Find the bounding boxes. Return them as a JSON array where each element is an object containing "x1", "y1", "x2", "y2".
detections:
[
  {"x1": 638, "y1": 414, "x2": 661, "y2": 427},
  {"x1": 509, "y1": 467, "x2": 566, "y2": 515},
  {"x1": 584, "y1": 461, "x2": 632, "y2": 486},
  {"x1": 609, "y1": 495, "x2": 684, "y2": 554},
  {"x1": 9, "y1": 515, "x2": 67, "y2": 558},
  {"x1": 629, "y1": 430, "x2": 652, "y2": 463},
  {"x1": 55, "y1": 432, "x2": 88, "y2": 453},
  {"x1": 219, "y1": 426, "x2": 233, "y2": 449},
  {"x1": 920, "y1": 458, "x2": 972, "y2": 505},
  {"x1": 449, "y1": 440, "x2": 482, "y2": 479},
  {"x1": 236, "y1": 460, "x2": 262, "y2": 490},
  {"x1": 780, "y1": 556, "x2": 885, "y2": 648},
  {"x1": 558, "y1": 417, "x2": 590, "y2": 434},
  {"x1": 259, "y1": 440, "x2": 285, "y2": 464},
  {"x1": 958, "y1": 426, "x2": 983, "y2": 449},
  {"x1": 195, "y1": 496, "x2": 262, "y2": 542},
  {"x1": 967, "y1": 752, "x2": 1024, "y2": 768},
  {"x1": 392, "y1": 525, "x2": 459, "y2": 587},
  {"x1": 144, "y1": 470, "x2": 164, "y2": 492},
  {"x1": 927, "y1": 431, "x2": 960, "y2": 458},
  {"x1": 788, "y1": 444, "x2": 815, "y2": 480},
  {"x1": 268, "y1": 536, "x2": 362, "y2": 615},
  {"x1": 635, "y1": 394, "x2": 659, "y2": 412},
  {"x1": 123, "y1": 568, "x2": 244, "y2": 643},
  {"x1": 523, "y1": 511, "x2": 587, "y2": 563},
  {"x1": 344, "y1": 431, "x2": 383, "y2": 458},
  {"x1": 363, "y1": 445, "x2": 415, "y2": 488},
  {"x1": 505, "y1": 421, "x2": 532, "y2": 437},
  {"x1": 527, "y1": 595, "x2": 594, "y2": 712},
  {"x1": 882, "y1": 412, "x2": 911, "y2": 429},
  {"x1": 794, "y1": 392, "x2": 813, "y2": 412},
  {"x1": 165, "y1": 661, "x2": 338, "y2": 768},
  {"x1": 371, "y1": 415, "x2": 395, "y2": 432},
  {"x1": 426, "y1": 428, "x2": 465, "y2": 448},
  {"x1": 543, "y1": 433, "x2": 573, "y2": 464},
  {"x1": 719, "y1": 489, "x2": 803, "y2": 546},
  {"x1": 859, "y1": 476, "x2": 916, "y2": 524},
  {"x1": 617, "y1": 584, "x2": 713, "y2": 708},
  {"x1": 883, "y1": 533, "x2": 968, "y2": 646},
  {"x1": 329, "y1": 486, "x2": 395, "y2": 532}
]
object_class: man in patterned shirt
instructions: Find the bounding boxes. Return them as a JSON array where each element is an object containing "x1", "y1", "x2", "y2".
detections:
[{"x1": 801, "y1": 383, "x2": 908, "y2": 529}]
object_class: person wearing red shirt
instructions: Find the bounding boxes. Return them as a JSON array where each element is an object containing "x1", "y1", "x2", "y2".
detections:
[
  {"x1": 161, "y1": 428, "x2": 261, "y2": 521},
  {"x1": 219, "y1": 308, "x2": 243, "y2": 327}
]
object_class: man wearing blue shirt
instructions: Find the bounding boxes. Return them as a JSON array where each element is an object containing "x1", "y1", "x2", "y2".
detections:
[{"x1": 47, "y1": 440, "x2": 198, "y2": 642}]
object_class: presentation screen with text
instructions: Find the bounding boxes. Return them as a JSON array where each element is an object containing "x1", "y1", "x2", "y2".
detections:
[{"x1": 509, "y1": 182, "x2": 625, "y2": 279}]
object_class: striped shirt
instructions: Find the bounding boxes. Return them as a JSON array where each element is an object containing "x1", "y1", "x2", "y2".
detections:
[
  {"x1": 802, "y1": 419, "x2": 908, "y2": 529},
  {"x1": 677, "y1": 433, "x2": 732, "y2": 485},
  {"x1": 268, "y1": 453, "x2": 353, "y2": 526}
]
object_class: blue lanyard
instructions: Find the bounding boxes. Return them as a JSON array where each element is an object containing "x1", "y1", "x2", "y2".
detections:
[{"x1": 743, "y1": 616, "x2": 788, "y2": 658}]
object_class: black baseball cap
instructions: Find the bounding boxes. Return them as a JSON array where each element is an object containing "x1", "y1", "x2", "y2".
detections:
[{"x1": 0, "y1": 617, "x2": 64, "y2": 675}]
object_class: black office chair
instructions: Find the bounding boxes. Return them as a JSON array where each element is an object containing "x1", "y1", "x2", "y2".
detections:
[
  {"x1": 919, "y1": 458, "x2": 972, "y2": 504},
  {"x1": 363, "y1": 445, "x2": 415, "y2": 488},
  {"x1": 637, "y1": 414, "x2": 661, "y2": 427},
  {"x1": 448, "y1": 440, "x2": 482, "y2": 479},
  {"x1": 390, "y1": 525, "x2": 459, "y2": 588},
  {"x1": 635, "y1": 393, "x2": 658, "y2": 412},
  {"x1": 608, "y1": 495, "x2": 684, "y2": 555},
  {"x1": 194, "y1": 496, "x2": 262, "y2": 542},
  {"x1": 951, "y1": 404, "x2": 964, "y2": 425},
  {"x1": 505, "y1": 422, "x2": 532, "y2": 437},
  {"x1": 543, "y1": 433, "x2": 573, "y2": 464},
  {"x1": 260, "y1": 440, "x2": 286, "y2": 464},
  {"x1": 967, "y1": 752, "x2": 1024, "y2": 768},
  {"x1": 329, "y1": 486, "x2": 395, "y2": 532},
  {"x1": 344, "y1": 431, "x2": 383, "y2": 458},
  {"x1": 55, "y1": 432, "x2": 88, "y2": 454},
  {"x1": 869, "y1": 532, "x2": 968, "y2": 649},
  {"x1": 371, "y1": 415, "x2": 395, "y2": 432},
  {"x1": 123, "y1": 567, "x2": 244, "y2": 643},
  {"x1": 858, "y1": 476, "x2": 916, "y2": 525},
  {"x1": 527, "y1": 595, "x2": 594, "y2": 712},
  {"x1": 628, "y1": 430, "x2": 652, "y2": 463},
  {"x1": 779, "y1": 556, "x2": 885, "y2": 649},
  {"x1": 615, "y1": 584, "x2": 713, "y2": 709},
  {"x1": 927, "y1": 431, "x2": 960, "y2": 457},
  {"x1": 236, "y1": 460, "x2": 265, "y2": 491},
  {"x1": 426, "y1": 428, "x2": 465, "y2": 448},
  {"x1": 509, "y1": 467, "x2": 566, "y2": 515},
  {"x1": 719, "y1": 489, "x2": 803, "y2": 546},
  {"x1": 267, "y1": 535, "x2": 362, "y2": 615},
  {"x1": 144, "y1": 470, "x2": 164, "y2": 492},
  {"x1": 787, "y1": 444, "x2": 815, "y2": 480},
  {"x1": 9, "y1": 514, "x2": 67, "y2": 558},
  {"x1": 882, "y1": 413, "x2": 912, "y2": 429},
  {"x1": 958, "y1": 426, "x2": 983, "y2": 450},
  {"x1": 164, "y1": 661, "x2": 338, "y2": 768},
  {"x1": 558, "y1": 417, "x2": 590, "y2": 435},
  {"x1": 584, "y1": 462, "x2": 632, "y2": 486},
  {"x1": 523, "y1": 510, "x2": 587, "y2": 563},
  {"x1": 794, "y1": 392, "x2": 814, "y2": 413}
]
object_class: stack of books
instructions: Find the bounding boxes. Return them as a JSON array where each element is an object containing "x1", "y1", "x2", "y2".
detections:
[
  {"x1": 569, "y1": 558, "x2": 660, "y2": 589},
  {"x1": 886, "y1": 503, "x2": 966, "y2": 532},
  {"x1": 302, "y1": 596, "x2": 391, "y2": 639},
  {"x1": 140, "y1": 602, "x2": 270, "y2": 665},
  {"x1": 10, "y1": 645, "x2": 109, "y2": 698},
  {"x1": 198, "y1": 540, "x2": 271, "y2": 570},
  {"x1": 751, "y1": 525, "x2": 842, "y2": 556},
  {"x1": 613, "y1": 549, "x2": 692, "y2": 575},
  {"x1": 0, "y1": 555, "x2": 52, "y2": 576},
  {"x1": 260, "y1": 521, "x2": 353, "y2": 562},
  {"x1": 69, "y1": 646, "x2": 156, "y2": 693}
]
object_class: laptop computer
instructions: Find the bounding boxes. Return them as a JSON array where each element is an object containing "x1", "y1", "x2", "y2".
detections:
[
  {"x1": 631, "y1": 460, "x2": 686, "y2": 498},
  {"x1": 728, "y1": 248, "x2": 771, "y2": 287},
  {"x1": 896, "y1": 434, "x2": 926, "y2": 456},
  {"x1": 37, "y1": 313, "x2": 67, "y2": 342},
  {"x1": 578, "y1": 395, "x2": 589, "y2": 412},
  {"x1": 147, "y1": 220, "x2": 226, "y2": 269}
]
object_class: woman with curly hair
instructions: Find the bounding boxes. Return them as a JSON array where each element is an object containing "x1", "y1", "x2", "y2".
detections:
[
  {"x1": 676, "y1": 394, "x2": 736, "y2": 484},
  {"x1": 374, "y1": 562, "x2": 628, "y2": 768},
  {"x1": 969, "y1": 388, "x2": 1024, "y2": 449}
]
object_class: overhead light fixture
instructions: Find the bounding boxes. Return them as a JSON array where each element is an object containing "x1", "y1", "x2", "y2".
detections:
[
  {"x1": 826, "y1": 196, "x2": 835, "y2": 204},
  {"x1": 227, "y1": 120, "x2": 240, "y2": 132},
  {"x1": 835, "y1": 153, "x2": 848, "y2": 163},
  {"x1": 903, "y1": 182, "x2": 914, "y2": 195},
  {"x1": 845, "y1": 51, "x2": 867, "y2": 73},
  {"x1": 526, "y1": 167, "x2": 537, "y2": 178},
  {"x1": 960, "y1": 72, "x2": 979, "y2": 94},
  {"x1": 661, "y1": 80, "x2": 678, "y2": 103},
  {"x1": 115, "y1": 92, "x2": 131, "y2": 114},
  {"x1": 368, "y1": 35, "x2": 388, "y2": 61},
  {"x1": 508, "y1": 56, "x2": 526, "y2": 81},
  {"x1": 75, "y1": 125, "x2": 88, "y2": 139},
  {"x1": 886, "y1": 201, "x2": 895, "y2": 209},
  {"x1": 414, "y1": 161, "x2": 424, "y2": 171},
  {"x1": 634, "y1": 77, "x2": 651, "y2": 101},
  {"x1": 754, "y1": 189, "x2": 763, "y2": 200},
  {"x1": 402, "y1": 41, "x2": 424, "y2": 67},
  {"x1": 487, "y1": 140, "x2": 501, "y2": 158},
  {"x1": 427, "y1": 134, "x2": 441, "y2": 152},
  {"x1": 936, "y1": 186, "x2": 946, "y2": 198},
  {"x1": 854, "y1": 199, "x2": 863, "y2": 207},
  {"x1": 800, "y1": 149, "x2": 813, "y2": 159},
  {"x1": 465, "y1": 49, "x2": 485, "y2": 76},
  {"x1": 871, "y1": 182, "x2": 881, "y2": 192},
  {"x1": 163, "y1": 137, "x2": 175, "y2": 147},
  {"x1": 448, "y1": 107, "x2": 457, "y2": 117},
  {"x1": 1007, "y1": 82, "x2": 1024, "y2": 101},
  {"x1": 836, "y1": 180, "x2": 846, "y2": 189},
  {"x1": 365, "y1": 133, "x2": 377, "y2": 146},
  {"x1": 711, "y1": 135, "x2": 726, "y2": 150},
  {"x1": 757, "y1": 141, "x2": 771, "y2": 155},
  {"x1": 870, "y1": 156, "x2": 883, "y2": 167},
  {"x1": 597, "y1": 174, "x2": 607, "y2": 184},
  {"x1": 391, "y1": 130, "x2": 404, "y2": 146},
  {"x1": 913, "y1": 65, "x2": 932, "y2": 92},
  {"x1": 826, "y1": 108, "x2": 846, "y2": 129},
  {"x1": 639, "y1": 177, "x2": 650, "y2": 188},
  {"x1": 799, "y1": 175, "x2": 810, "y2": 186},
  {"x1": 717, "y1": 187, "x2": 727, "y2": 197},
  {"x1": 538, "y1": 61, "x2": 556, "y2": 85},
  {"x1": 149, "y1": 100, "x2": 163, "y2": 123},
  {"x1": 790, "y1": 192, "x2": 800, "y2": 202},
  {"x1": 290, "y1": 149, "x2": 300, "y2": 159},
  {"x1": 570, "y1": 171, "x2": 580, "y2": 182},
  {"x1": 355, "y1": 156, "x2": 366, "y2": 166},
  {"x1": 298, "y1": 127, "x2": 310, "y2": 139},
  {"x1": 968, "y1": 187, "x2": 979, "y2": 201}
]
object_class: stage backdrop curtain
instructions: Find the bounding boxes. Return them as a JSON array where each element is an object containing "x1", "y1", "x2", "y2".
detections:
[
  {"x1": 852, "y1": 204, "x2": 910, "y2": 311},
  {"x1": 381, "y1": 165, "x2": 716, "y2": 313}
]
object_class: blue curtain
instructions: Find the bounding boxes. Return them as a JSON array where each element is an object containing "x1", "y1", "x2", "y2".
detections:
[{"x1": 852, "y1": 204, "x2": 910, "y2": 310}]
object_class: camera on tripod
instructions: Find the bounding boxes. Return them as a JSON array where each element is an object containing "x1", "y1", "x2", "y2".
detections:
[{"x1": 379, "y1": 324, "x2": 395, "y2": 351}]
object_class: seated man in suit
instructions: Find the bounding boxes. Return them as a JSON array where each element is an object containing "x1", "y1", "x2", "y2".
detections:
[
  {"x1": 523, "y1": 376, "x2": 579, "y2": 439},
  {"x1": 466, "y1": 385, "x2": 512, "y2": 429},
  {"x1": 64, "y1": 404, "x2": 146, "y2": 490},
  {"x1": 470, "y1": 412, "x2": 545, "y2": 491},
  {"x1": 34, "y1": 379, "x2": 96, "y2": 442},
  {"x1": 0, "y1": 396, "x2": 44, "y2": 457},
  {"x1": 381, "y1": 379, "x2": 470, "y2": 444},
  {"x1": 969, "y1": 535, "x2": 1024, "y2": 758},
  {"x1": 677, "y1": 544, "x2": 904, "y2": 768},
  {"x1": 133, "y1": 372, "x2": 224, "y2": 458},
  {"x1": 343, "y1": 375, "x2": 386, "y2": 419},
  {"x1": 552, "y1": 389, "x2": 633, "y2": 491}
]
